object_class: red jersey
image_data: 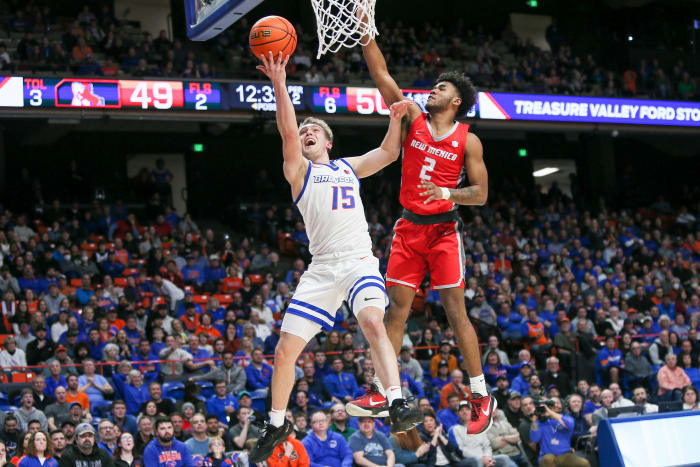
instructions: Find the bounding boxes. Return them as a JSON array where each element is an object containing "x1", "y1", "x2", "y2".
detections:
[{"x1": 400, "y1": 113, "x2": 468, "y2": 215}]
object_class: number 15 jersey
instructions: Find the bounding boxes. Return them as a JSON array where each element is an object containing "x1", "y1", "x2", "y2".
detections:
[
  {"x1": 294, "y1": 159, "x2": 372, "y2": 257},
  {"x1": 400, "y1": 113, "x2": 468, "y2": 215}
]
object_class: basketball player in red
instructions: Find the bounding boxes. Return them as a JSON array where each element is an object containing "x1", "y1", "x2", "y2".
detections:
[{"x1": 346, "y1": 37, "x2": 494, "y2": 434}]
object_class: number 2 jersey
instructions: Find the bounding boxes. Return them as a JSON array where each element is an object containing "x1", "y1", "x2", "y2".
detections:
[
  {"x1": 400, "y1": 112, "x2": 469, "y2": 215},
  {"x1": 294, "y1": 159, "x2": 372, "y2": 257}
]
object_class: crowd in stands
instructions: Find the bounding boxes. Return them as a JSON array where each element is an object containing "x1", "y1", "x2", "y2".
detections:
[
  {"x1": 0, "y1": 150, "x2": 695, "y2": 466},
  {"x1": 0, "y1": 2, "x2": 697, "y2": 101},
  {"x1": 0, "y1": 115, "x2": 697, "y2": 466}
]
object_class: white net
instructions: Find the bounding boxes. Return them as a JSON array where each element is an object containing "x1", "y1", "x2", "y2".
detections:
[{"x1": 311, "y1": 0, "x2": 378, "y2": 59}]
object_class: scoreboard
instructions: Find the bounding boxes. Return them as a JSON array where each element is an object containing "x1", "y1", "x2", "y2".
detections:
[
  {"x1": 21, "y1": 77, "x2": 222, "y2": 110},
  {"x1": 1, "y1": 75, "x2": 697, "y2": 127}
]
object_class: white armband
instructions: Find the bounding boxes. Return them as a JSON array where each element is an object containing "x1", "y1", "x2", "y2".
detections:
[{"x1": 440, "y1": 187, "x2": 451, "y2": 200}]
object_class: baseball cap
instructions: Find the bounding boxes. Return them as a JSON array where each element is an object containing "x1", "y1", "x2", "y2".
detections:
[
  {"x1": 509, "y1": 391, "x2": 522, "y2": 400},
  {"x1": 209, "y1": 254, "x2": 219, "y2": 261},
  {"x1": 458, "y1": 400, "x2": 471, "y2": 409},
  {"x1": 438, "y1": 360, "x2": 449, "y2": 368},
  {"x1": 439, "y1": 340, "x2": 451, "y2": 348},
  {"x1": 75, "y1": 423, "x2": 95, "y2": 437},
  {"x1": 238, "y1": 390, "x2": 251, "y2": 399},
  {"x1": 70, "y1": 402, "x2": 82, "y2": 409},
  {"x1": 56, "y1": 346, "x2": 67, "y2": 352},
  {"x1": 559, "y1": 317, "x2": 570, "y2": 323},
  {"x1": 400, "y1": 346, "x2": 411, "y2": 353}
]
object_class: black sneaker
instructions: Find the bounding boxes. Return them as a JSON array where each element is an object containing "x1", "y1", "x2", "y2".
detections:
[
  {"x1": 249, "y1": 419, "x2": 294, "y2": 463},
  {"x1": 389, "y1": 399, "x2": 423, "y2": 433}
]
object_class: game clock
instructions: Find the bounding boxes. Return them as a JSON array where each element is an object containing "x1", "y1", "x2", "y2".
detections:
[{"x1": 231, "y1": 82, "x2": 305, "y2": 111}]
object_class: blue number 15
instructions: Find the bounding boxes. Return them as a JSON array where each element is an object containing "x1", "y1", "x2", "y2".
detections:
[{"x1": 331, "y1": 186, "x2": 355, "y2": 210}]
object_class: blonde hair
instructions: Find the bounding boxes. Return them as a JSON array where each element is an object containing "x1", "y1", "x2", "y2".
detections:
[
  {"x1": 299, "y1": 117, "x2": 333, "y2": 142},
  {"x1": 209, "y1": 436, "x2": 224, "y2": 448}
]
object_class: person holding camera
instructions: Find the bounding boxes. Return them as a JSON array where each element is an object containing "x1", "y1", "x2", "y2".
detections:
[{"x1": 528, "y1": 397, "x2": 590, "y2": 467}]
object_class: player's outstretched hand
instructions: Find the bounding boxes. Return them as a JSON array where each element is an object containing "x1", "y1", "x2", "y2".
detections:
[
  {"x1": 418, "y1": 180, "x2": 445, "y2": 204},
  {"x1": 256, "y1": 51, "x2": 289, "y2": 83},
  {"x1": 389, "y1": 100, "x2": 410, "y2": 120}
]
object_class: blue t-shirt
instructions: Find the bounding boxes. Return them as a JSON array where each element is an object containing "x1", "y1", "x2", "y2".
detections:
[
  {"x1": 185, "y1": 436, "x2": 211, "y2": 456},
  {"x1": 205, "y1": 395, "x2": 239, "y2": 424},
  {"x1": 348, "y1": 431, "x2": 392, "y2": 465}
]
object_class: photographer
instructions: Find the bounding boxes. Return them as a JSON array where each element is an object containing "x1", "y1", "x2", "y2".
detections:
[{"x1": 529, "y1": 397, "x2": 590, "y2": 467}]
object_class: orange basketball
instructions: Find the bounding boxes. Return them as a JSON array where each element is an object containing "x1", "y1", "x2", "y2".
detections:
[{"x1": 249, "y1": 16, "x2": 297, "y2": 60}]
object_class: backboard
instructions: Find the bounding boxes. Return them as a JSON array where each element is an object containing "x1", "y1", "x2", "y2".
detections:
[{"x1": 185, "y1": 0, "x2": 263, "y2": 41}]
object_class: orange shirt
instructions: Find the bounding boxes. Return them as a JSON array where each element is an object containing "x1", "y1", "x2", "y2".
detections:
[
  {"x1": 267, "y1": 436, "x2": 310, "y2": 467},
  {"x1": 440, "y1": 382, "x2": 471, "y2": 409},
  {"x1": 66, "y1": 390, "x2": 90, "y2": 410},
  {"x1": 72, "y1": 44, "x2": 93, "y2": 61},
  {"x1": 196, "y1": 325, "x2": 222, "y2": 342},
  {"x1": 114, "y1": 248, "x2": 129, "y2": 265},
  {"x1": 109, "y1": 318, "x2": 125, "y2": 330},
  {"x1": 430, "y1": 354, "x2": 458, "y2": 378}
]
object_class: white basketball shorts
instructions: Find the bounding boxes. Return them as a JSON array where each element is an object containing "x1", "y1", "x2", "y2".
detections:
[{"x1": 281, "y1": 250, "x2": 389, "y2": 342}]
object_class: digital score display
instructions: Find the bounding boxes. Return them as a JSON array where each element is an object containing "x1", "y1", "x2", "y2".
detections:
[
  {"x1": 312, "y1": 86, "x2": 432, "y2": 115},
  {"x1": 9, "y1": 76, "x2": 698, "y2": 127},
  {"x1": 21, "y1": 77, "x2": 220, "y2": 111},
  {"x1": 230, "y1": 82, "x2": 305, "y2": 111},
  {"x1": 184, "y1": 81, "x2": 222, "y2": 110}
]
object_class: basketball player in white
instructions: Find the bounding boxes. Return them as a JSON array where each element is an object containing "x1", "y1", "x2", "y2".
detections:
[{"x1": 250, "y1": 51, "x2": 422, "y2": 462}]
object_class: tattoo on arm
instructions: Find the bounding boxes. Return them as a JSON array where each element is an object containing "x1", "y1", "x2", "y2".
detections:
[{"x1": 447, "y1": 186, "x2": 483, "y2": 205}]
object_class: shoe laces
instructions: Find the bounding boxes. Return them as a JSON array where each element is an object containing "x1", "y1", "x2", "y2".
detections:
[
  {"x1": 257, "y1": 420, "x2": 273, "y2": 439},
  {"x1": 392, "y1": 395, "x2": 417, "y2": 409},
  {"x1": 470, "y1": 400, "x2": 480, "y2": 422}
]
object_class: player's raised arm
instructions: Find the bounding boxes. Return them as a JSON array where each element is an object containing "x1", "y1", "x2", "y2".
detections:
[
  {"x1": 418, "y1": 133, "x2": 488, "y2": 206},
  {"x1": 256, "y1": 52, "x2": 307, "y2": 185},
  {"x1": 361, "y1": 39, "x2": 405, "y2": 106},
  {"x1": 343, "y1": 100, "x2": 410, "y2": 178}
]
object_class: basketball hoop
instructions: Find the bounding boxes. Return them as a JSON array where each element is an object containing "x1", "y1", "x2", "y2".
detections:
[{"x1": 310, "y1": 0, "x2": 378, "y2": 58}]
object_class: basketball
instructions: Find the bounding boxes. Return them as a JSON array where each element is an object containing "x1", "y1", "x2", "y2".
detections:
[{"x1": 249, "y1": 16, "x2": 297, "y2": 60}]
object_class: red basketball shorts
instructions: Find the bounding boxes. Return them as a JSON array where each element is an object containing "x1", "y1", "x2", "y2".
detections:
[{"x1": 385, "y1": 218, "x2": 465, "y2": 290}]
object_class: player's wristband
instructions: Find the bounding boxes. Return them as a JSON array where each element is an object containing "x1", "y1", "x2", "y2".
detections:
[{"x1": 440, "y1": 187, "x2": 451, "y2": 200}]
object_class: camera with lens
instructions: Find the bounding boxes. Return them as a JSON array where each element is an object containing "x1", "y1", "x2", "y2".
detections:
[{"x1": 534, "y1": 398, "x2": 556, "y2": 418}]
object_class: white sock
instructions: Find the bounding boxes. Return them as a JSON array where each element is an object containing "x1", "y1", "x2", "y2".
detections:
[
  {"x1": 386, "y1": 386, "x2": 402, "y2": 405},
  {"x1": 372, "y1": 375, "x2": 386, "y2": 395},
  {"x1": 470, "y1": 374, "x2": 487, "y2": 397},
  {"x1": 270, "y1": 408, "x2": 285, "y2": 428}
]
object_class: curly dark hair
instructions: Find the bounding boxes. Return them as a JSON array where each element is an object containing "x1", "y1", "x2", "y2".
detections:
[{"x1": 435, "y1": 71, "x2": 477, "y2": 116}]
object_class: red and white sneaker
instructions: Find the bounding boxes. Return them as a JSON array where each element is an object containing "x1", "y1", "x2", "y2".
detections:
[
  {"x1": 346, "y1": 385, "x2": 389, "y2": 417},
  {"x1": 468, "y1": 394, "x2": 497, "y2": 434}
]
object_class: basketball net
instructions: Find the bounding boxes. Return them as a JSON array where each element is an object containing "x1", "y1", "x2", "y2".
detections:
[{"x1": 311, "y1": 0, "x2": 378, "y2": 58}]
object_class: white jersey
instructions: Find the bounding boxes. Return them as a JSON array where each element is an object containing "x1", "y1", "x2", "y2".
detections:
[{"x1": 294, "y1": 159, "x2": 372, "y2": 257}]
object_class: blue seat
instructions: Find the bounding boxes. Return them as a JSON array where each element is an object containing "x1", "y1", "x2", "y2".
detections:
[
  {"x1": 91, "y1": 400, "x2": 113, "y2": 418},
  {"x1": 199, "y1": 381, "x2": 214, "y2": 399},
  {"x1": 162, "y1": 382, "x2": 185, "y2": 400}
]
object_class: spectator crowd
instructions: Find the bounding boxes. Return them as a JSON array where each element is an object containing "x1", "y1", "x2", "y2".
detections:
[{"x1": 0, "y1": 2, "x2": 697, "y2": 101}]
